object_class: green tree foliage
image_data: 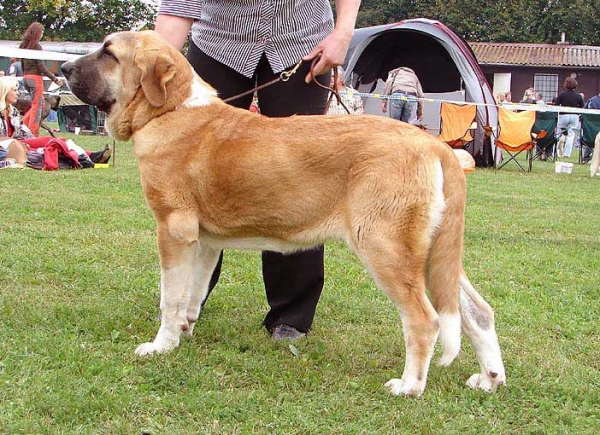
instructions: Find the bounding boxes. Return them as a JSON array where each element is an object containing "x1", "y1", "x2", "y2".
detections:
[
  {"x1": 355, "y1": 0, "x2": 600, "y2": 45},
  {"x1": 3, "y1": 0, "x2": 599, "y2": 44},
  {"x1": 0, "y1": 0, "x2": 156, "y2": 42}
]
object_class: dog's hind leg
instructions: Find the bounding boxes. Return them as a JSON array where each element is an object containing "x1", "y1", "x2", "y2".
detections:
[
  {"x1": 357, "y1": 235, "x2": 439, "y2": 397},
  {"x1": 426, "y1": 221, "x2": 462, "y2": 368},
  {"x1": 182, "y1": 244, "x2": 221, "y2": 338},
  {"x1": 459, "y1": 274, "x2": 506, "y2": 392},
  {"x1": 135, "y1": 215, "x2": 200, "y2": 356}
]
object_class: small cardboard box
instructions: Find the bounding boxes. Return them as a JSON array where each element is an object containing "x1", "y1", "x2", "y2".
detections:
[{"x1": 555, "y1": 162, "x2": 573, "y2": 174}]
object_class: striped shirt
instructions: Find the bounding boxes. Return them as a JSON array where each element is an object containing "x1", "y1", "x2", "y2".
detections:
[{"x1": 158, "y1": 0, "x2": 334, "y2": 78}]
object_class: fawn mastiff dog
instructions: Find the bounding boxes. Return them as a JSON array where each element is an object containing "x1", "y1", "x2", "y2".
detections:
[{"x1": 61, "y1": 31, "x2": 505, "y2": 396}]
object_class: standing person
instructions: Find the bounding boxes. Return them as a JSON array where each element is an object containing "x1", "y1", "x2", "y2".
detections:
[
  {"x1": 326, "y1": 67, "x2": 364, "y2": 115},
  {"x1": 7, "y1": 58, "x2": 23, "y2": 77},
  {"x1": 535, "y1": 92, "x2": 546, "y2": 105},
  {"x1": 380, "y1": 66, "x2": 424, "y2": 123},
  {"x1": 585, "y1": 91, "x2": 600, "y2": 110},
  {"x1": 520, "y1": 87, "x2": 535, "y2": 104},
  {"x1": 7, "y1": 58, "x2": 24, "y2": 92},
  {"x1": 555, "y1": 77, "x2": 584, "y2": 158},
  {"x1": 155, "y1": 0, "x2": 361, "y2": 341},
  {"x1": 19, "y1": 22, "x2": 64, "y2": 136}
]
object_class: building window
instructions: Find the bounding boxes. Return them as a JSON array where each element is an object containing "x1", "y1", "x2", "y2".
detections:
[{"x1": 534, "y1": 74, "x2": 559, "y2": 103}]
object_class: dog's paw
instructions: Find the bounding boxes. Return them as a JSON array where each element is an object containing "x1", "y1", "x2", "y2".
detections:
[
  {"x1": 134, "y1": 341, "x2": 175, "y2": 357},
  {"x1": 384, "y1": 378, "x2": 424, "y2": 397},
  {"x1": 437, "y1": 353, "x2": 457, "y2": 367},
  {"x1": 466, "y1": 371, "x2": 506, "y2": 393}
]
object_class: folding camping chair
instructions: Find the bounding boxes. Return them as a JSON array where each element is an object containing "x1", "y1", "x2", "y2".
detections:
[
  {"x1": 579, "y1": 113, "x2": 600, "y2": 164},
  {"x1": 438, "y1": 102, "x2": 477, "y2": 153},
  {"x1": 532, "y1": 110, "x2": 558, "y2": 162},
  {"x1": 494, "y1": 107, "x2": 539, "y2": 172}
]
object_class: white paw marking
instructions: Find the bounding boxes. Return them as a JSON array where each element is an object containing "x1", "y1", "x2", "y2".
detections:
[
  {"x1": 134, "y1": 341, "x2": 174, "y2": 357},
  {"x1": 438, "y1": 354, "x2": 456, "y2": 367},
  {"x1": 384, "y1": 378, "x2": 424, "y2": 397},
  {"x1": 466, "y1": 372, "x2": 506, "y2": 392}
]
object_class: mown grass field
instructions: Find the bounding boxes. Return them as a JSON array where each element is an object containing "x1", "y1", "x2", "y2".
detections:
[{"x1": 0, "y1": 130, "x2": 598, "y2": 434}]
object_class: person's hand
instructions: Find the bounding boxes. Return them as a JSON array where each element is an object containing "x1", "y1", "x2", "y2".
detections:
[
  {"x1": 55, "y1": 78, "x2": 64, "y2": 87},
  {"x1": 302, "y1": 29, "x2": 352, "y2": 83},
  {"x1": 417, "y1": 114, "x2": 423, "y2": 121},
  {"x1": 381, "y1": 101, "x2": 388, "y2": 113}
]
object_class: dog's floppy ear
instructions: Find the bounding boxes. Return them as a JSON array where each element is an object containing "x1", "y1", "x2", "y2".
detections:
[{"x1": 135, "y1": 49, "x2": 176, "y2": 107}]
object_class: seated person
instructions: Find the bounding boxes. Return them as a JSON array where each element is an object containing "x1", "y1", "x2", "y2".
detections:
[
  {"x1": 1, "y1": 76, "x2": 32, "y2": 164},
  {"x1": 0, "y1": 76, "x2": 111, "y2": 169}
]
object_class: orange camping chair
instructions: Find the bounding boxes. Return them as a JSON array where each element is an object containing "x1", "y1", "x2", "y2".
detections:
[
  {"x1": 494, "y1": 107, "x2": 539, "y2": 172},
  {"x1": 438, "y1": 102, "x2": 477, "y2": 153}
]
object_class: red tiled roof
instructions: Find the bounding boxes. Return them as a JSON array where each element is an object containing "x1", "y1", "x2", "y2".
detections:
[{"x1": 469, "y1": 42, "x2": 600, "y2": 69}]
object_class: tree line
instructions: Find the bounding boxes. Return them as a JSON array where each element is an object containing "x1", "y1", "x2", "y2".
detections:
[
  {"x1": 0, "y1": 0, "x2": 156, "y2": 42},
  {"x1": 2, "y1": 0, "x2": 599, "y2": 45},
  {"x1": 356, "y1": 0, "x2": 600, "y2": 45}
]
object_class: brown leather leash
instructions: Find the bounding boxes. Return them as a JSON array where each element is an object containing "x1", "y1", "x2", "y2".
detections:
[{"x1": 223, "y1": 57, "x2": 351, "y2": 115}]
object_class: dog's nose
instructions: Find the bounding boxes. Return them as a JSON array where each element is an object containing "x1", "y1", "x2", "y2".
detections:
[{"x1": 61, "y1": 62, "x2": 74, "y2": 79}]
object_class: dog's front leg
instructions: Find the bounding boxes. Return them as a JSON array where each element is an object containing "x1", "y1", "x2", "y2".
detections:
[
  {"x1": 182, "y1": 244, "x2": 221, "y2": 338},
  {"x1": 135, "y1": 217, "x2": 199, "y2": 356}
]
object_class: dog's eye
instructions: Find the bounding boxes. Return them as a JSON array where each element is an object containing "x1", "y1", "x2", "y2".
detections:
[{"x1": 101, "y1": 47, "x2": 118, "y2": 62}]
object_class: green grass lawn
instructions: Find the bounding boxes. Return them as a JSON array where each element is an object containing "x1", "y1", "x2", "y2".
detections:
[{"x1": 1, "y1": 132, "x2": 598, "y2": 434}]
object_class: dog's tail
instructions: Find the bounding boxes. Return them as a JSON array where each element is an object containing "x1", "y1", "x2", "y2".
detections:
[
  {"x1": 426, "y1": 153, "x2": 466, "y2": 366},
  {"x1": 590, "y1": 132, "x2": 600, "y2": 178}
]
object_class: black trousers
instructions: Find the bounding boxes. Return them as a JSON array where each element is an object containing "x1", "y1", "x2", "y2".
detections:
[{"x1": 187, "y1": 43, "x2": 330, "y2": 332}]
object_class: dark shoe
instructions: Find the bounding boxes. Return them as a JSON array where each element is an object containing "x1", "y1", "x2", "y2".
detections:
[
  {"x1": 90, "y1": 144, "x2": 112, "y2": 164},
  {"x1": 97, "y1": 144, "x2": 112, "y2": 164},
  {"x1": 270, "y1": 324, "x2": 307, "y2": 341}
]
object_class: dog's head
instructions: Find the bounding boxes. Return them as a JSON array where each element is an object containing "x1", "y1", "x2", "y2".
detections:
[
  {"x1": 61, "y1": 30, "x2": 217, "y2": 141},
  {"x1": 45, "y1": 95, "x2": 61, "y2": 111},
  {"x1": 14, "y1": 96, "x2": 31, "y2": 116}
]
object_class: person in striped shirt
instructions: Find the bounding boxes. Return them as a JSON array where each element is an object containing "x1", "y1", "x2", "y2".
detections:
[{"x1": 156, "y1": 0, "x2": 361, "y2": 341}]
